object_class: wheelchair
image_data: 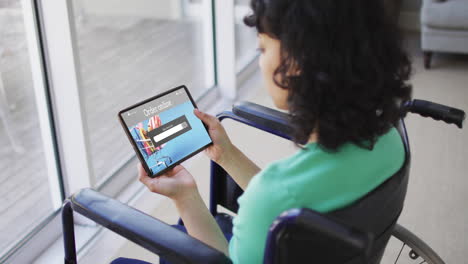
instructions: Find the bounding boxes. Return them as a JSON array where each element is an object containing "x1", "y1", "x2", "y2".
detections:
[{"x1": 62, "y1": 99, "x2": 465, "y2": 264}]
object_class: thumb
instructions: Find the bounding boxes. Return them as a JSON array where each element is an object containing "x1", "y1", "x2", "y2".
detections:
[
  {"x1": 168, "y1": 165, "x2": 185, "y2": 176},
  {"x1": 194, "y1": 109, "x2": 218, "y2": 127}
]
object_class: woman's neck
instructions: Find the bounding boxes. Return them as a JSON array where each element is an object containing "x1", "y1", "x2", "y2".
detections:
[{"x1": 308, "y1": 132, "x2": 318, "y2": 143}]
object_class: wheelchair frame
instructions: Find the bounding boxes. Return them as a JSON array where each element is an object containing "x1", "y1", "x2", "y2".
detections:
[{"x1": 62, "y1": 99, "x2": 464, "y2": 264}]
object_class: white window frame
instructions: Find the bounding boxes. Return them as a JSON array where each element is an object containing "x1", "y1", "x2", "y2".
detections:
[
  {"x1": 39, "y1": 0, "x2": 94, "y2": 195},
  {"x1": 214, "y1": 0, "x2": 237, "y2": 100},
  {"x1": 0, "y1": 0, "x2": 64, "y2": 262},
  {"x1": 214, "y1": 0, "x2": 259, "y2": 99},
  {"x1": 22, "y1": 0, "x2": 63, "y2": 210}
]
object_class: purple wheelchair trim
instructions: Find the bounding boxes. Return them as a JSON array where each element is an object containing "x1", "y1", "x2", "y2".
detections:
[
  {"x1": 263, "y1": 209, "x2": 302, "y2": 264},
  {"x1": 216, "y1": 111, "x2": 292, "y2": 141},
  {"x1": 111, "y1": 258, "x2": 153, "y2": 264}
]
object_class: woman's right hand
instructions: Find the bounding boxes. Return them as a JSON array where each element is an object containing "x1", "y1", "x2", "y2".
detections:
[{"x1": 194, "y1": 109, "x2": 234, "y2": 165}]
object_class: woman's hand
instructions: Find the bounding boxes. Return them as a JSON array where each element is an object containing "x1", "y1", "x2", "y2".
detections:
[
  {"x1": 194, "y1": 109, "x2": 234, "y2": 165},
  {"x1": 138, "y1": 163, "x2": 198, "y2": 202},
  {"x1": 139, "y1": 162, "x2": 229, "y2": 254}
]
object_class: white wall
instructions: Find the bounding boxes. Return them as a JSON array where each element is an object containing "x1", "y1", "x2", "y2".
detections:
[{"x1": 79, "y1": 0, "x2": 183, "y2": 19}]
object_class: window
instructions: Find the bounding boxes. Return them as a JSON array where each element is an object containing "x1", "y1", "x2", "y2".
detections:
[
  {"x1": 234, "y1": 0, "x2": 258, "y2": 72},
  {"x1": 70, "y1": 0, "x2": 216, "y2": 185},
  {"x1": 1, "y1": 0, "x2": 244, "y2": 261}
]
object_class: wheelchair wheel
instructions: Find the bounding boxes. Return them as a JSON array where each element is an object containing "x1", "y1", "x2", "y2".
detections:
[{"x1": 390, "y1": 224, "x2": 445, "y2": 264}]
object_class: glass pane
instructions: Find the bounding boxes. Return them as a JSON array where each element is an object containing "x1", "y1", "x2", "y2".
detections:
[
  {"x1": 235, "y1": 0, "x2": 258, "y2": 72},
  {"x1": 71, "y1": 0, "x2": 215, "y2": 185},
  {"x1": 0, "y1": 0, "x2": 54, "y2": 255}
]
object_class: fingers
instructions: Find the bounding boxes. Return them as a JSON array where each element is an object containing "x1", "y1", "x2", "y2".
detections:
[
  {"x1": 138, "y1": 162, "x2": 184, "y2": 182},
  {"x1": 158, "y1": 165, "x2": 184, "y2": 178},
  {"x1": 139, "y1": 174, "x2": 153, "y2": 190},
  {"x1": 137, "y1": 162, "x2": 147, "y2": 179},
  {"x1": 170, "y1": 165, "x2": 185, "y2": 174},
  {"x1": 137, "y1": 163, "x2": 152, "y2": 186},
  {"x1": 194, "y1": 109, "x2": 218, "y2": 128}
]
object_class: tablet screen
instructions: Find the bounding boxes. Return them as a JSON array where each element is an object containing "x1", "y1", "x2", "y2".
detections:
[{"x1": 119, "y1": 86, "x2": 212, "y2": 176}]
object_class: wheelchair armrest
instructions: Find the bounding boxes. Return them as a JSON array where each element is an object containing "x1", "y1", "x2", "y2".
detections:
[
  {"x1": 63, "y1": 188, "x2": 231, "y2": 264},
  {"x1": 232, "y1": 101, "x2": 291, "y2": 133},
  {"x1": 218, "y1": 101, "x2": 293, "y2": 141}
]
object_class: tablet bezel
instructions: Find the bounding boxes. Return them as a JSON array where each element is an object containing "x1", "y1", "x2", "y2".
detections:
[{"x1": 118, "y1": 85, "x2": 213, "y2": 178}]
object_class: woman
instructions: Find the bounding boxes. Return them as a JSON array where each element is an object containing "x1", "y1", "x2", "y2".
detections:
[{"x1": 127, "y1": 0, "x2": 412, "y2": 263}]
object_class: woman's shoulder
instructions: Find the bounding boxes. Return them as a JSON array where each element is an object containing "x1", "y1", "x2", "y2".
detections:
[
  {"x1": 255, "y1": 144, "x2": 330, "y2": 184},
  {"x1": 260, "y1": 127, "x2": 404, "y2": 182}
]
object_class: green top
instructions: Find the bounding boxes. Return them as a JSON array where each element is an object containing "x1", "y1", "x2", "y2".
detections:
[{"x1": 228, "y1": 127, "x2": 405, "y2": 264}]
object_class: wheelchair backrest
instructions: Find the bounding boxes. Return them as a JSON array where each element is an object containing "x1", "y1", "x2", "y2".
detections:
[
  {"x1": 210, "y1": 119, "x2": 410, "y2": 264},
  {"x1": 264, "y1": 120, "x2": 411, "y2": 264},
  {"x1": 264, "y1": 208, "x2": 373, "y2": 264}
]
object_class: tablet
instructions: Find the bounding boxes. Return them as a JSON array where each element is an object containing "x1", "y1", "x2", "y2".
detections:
[{"x1": 118, "y1": 85, "x2": 212, "y2": 177}]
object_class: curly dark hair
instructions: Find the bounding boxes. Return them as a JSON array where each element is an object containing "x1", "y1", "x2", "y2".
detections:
[{"x1": 244, "y1": 0, "x2": 412, "y2": 151}]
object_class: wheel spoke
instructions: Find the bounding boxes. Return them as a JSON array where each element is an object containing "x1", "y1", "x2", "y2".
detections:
[{"x1": 394, "y1": 243, "x2": 406, "y2": 264}]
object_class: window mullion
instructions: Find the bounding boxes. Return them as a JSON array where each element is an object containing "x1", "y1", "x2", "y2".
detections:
[
  {"x1": 38, "y1": 0, "x2": 94, "y2": 195},
  {"x1": 21, "y1": 0, "x2": 62, "y2": 209},
  {"x1": 214, "y1": 0, "x2": 237, "y2": 99}
]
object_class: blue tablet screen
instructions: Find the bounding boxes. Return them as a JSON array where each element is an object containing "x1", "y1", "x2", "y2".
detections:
[{"x1": 120, "y1": 87, "x2": 212, "y2": 176}]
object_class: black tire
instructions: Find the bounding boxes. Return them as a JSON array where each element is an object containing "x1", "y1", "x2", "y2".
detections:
[{"x1": 392, "y1": 224, "x2": 445, "y2": 264}]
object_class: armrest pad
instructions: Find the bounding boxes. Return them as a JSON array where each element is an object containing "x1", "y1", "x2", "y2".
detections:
[
  {"x1": 70, "y1": 188, "x2": 231, "y2": 264},
  {"x1": 232, "y1": 101, "x2": 293, "y2": 138}
]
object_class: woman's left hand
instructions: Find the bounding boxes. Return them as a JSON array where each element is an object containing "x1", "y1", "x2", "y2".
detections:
[
  {"x1": 139, "y1": 163, "x2": 229, "y2": 255},
  {"x1": 138, "y1": 163, "x2": 198, "y2": 202}
]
